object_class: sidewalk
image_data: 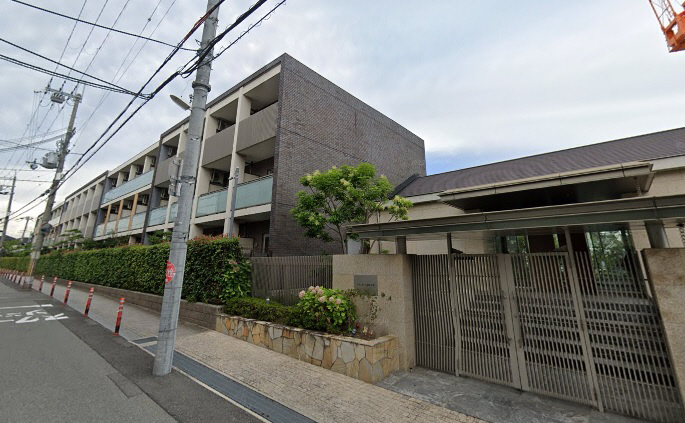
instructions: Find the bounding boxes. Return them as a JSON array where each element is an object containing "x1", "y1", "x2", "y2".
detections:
[{"x1": 27, "y1": 277, "x2": 482, "y2": 423}]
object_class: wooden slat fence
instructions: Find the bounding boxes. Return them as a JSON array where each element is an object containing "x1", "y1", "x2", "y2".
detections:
[{"x1": 250, "y1": 256, "x2": 333, "y2": 305}]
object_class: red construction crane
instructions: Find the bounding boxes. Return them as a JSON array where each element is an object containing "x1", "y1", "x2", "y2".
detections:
[{"x1": 649, "y1": 0, "x2": 685, "y2": 52}]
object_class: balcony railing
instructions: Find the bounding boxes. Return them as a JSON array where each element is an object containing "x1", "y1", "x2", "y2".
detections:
[
  {"x1": 130, "y1": 211, "x2": 146, "y2": 230},
  {"x1": 193, "y1": 175, "x2": 272, "y2": 218},
  {"x1": 196, "y1": 189, "x2": 228, "y2": 217},
  {"x1": 102, "y1": 170, "x2": 153, "y2": 204},
  {"x1": 148, "y1": 206, "x2": 167, "y2": 226},
  {"x1": 169, "y1": 203, "x2": 178, "y2": 222},
  {"x1": 235, "y1": 175, "x2": 272, "y2": 209},
  {"x1": 117, "y1": 216, "x2": 130, "y2": 232}
]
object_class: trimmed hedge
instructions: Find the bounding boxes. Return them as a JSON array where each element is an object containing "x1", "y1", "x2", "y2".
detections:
[
  {"x1": 224, "y1": 297, "x2": 293, "y2": 325},
  {"x1": 0, "y1": 256, "x2": 30, "y2": 272},
  {"x1": 34, "y1": 236, "x2": 246, "y2": 304}
]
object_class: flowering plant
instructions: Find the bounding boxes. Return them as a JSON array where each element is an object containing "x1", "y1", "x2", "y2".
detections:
[{"x1": 292, "y1": 285, "x2": 356, "y2": 333}]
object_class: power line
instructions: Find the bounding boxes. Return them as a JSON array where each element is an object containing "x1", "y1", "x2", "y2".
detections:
[
  {"x1": 71, "y1": 0, "x2": 175, "y2": 151},
  {"x1": 12, "y1": 0, "x2": 278, "y2": 221},
  {"x1": 10, "y1": 0, "x2": 195, "y2": 52},
  {"x1": 0, "y1": 54, "x2": 149, "y2": 97},
  {"x1": 0, "y1": 38, "x2": 147, "y2": 97}
]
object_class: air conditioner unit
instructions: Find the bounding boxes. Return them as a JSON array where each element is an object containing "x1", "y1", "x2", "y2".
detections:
[
  {"x1": 138, "y1": 194, "x2": 149, "y2": 206},
  {"x1": 160, "y1": 188, "x2": 170, "y2": 200},
  {"x1": 210, "y1": 169, "x2": 229, "y2": 186},
  {"x1": 123, "y1": 200, "x2": 134, "y2": 210}
]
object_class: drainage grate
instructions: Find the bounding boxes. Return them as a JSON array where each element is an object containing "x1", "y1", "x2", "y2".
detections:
[{"x1": 145, "y1": 345, "x2": 314, "y2": 423}]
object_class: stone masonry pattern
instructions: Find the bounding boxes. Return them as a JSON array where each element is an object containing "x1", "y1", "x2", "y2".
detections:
[{"x1": 217, "y1": 314, "x2": 399, "y2": 383}]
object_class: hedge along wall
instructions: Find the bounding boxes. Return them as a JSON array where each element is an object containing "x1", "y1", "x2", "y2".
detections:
[
  {"x1": 0, "y1": 256, "x2": 31, "y2": 272},
  {"x1": 33, "y1": 236, "x2": 244, "y2": 304}
]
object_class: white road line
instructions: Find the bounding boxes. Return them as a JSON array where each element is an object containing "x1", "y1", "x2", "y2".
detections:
[
  {"x1": 0, "y1": 304, "x2": 53, "y2": 310},
  {"x1": 0, "y1": 319, "x2": 13, "y2": 323}
]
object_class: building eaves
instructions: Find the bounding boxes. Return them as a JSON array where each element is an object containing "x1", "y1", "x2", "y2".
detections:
[{"x1": 399, "y1": 126, "x2": 685, "y2": 198}]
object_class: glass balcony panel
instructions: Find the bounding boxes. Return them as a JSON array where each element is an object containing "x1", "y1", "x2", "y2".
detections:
[
  {"x1": 130, "y1": 212, "x2": 146, "y2": 230},
  {"x1": 169, "y1": 203, "x2": 178, "y2": 222},
  {"x1": 95, "y1": 223, "x2": 104, "y2": 237},
  {"x1": 195, "y1": 188, "x2": 228, "y2": 217},
  {"x1": 117, "y1": 216, "x2": 130, "y2": 233},
  {"x1": 235, "y1": 175, "x2": 272, "y2": 209},
  {"x1": 148, "y1": 206, "x2": 167, "y2": 226},
  {"x1": 102, "y1": 170, "x2": 153, "y2": 203}
]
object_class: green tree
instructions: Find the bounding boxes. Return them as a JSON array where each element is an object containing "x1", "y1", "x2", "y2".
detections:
[{"x1": 291, "y1": 163, "x2": 412, "y2": 253}]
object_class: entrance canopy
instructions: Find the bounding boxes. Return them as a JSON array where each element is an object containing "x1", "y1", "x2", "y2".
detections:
[{"x1": 348, "y1": 194, "x2": 685, "y2": 241}]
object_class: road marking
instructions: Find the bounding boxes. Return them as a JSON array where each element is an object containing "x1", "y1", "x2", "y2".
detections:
[
  {"x1": 0, "y1": 319, "x2": 12, "y2": 323},
  {"x1": 45, "y1": 313, "x2": 68, "y2": 321},
  {"x1": 0, "y1": 304, "x2": 53, "y2": 310}
]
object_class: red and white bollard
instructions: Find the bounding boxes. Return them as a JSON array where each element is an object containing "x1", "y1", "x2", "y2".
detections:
[
  {"x1": 84, "y1": 287, "x2": 95, "y2": 317},
  {"x1": 64, "y1": 281, "x2": 72, "y2": 304},
  {"x1": 50, "y1": 279, "x2": 56, "y2": 297},
  {"x1": 38, "y1": 275, "x2": 45, "y2": 292},
  {"x1": 114, "y1": 297, "x2": 125, "y2": 336}
]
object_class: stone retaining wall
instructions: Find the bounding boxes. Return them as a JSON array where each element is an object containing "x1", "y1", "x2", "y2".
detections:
[{"x1": 216, "y1": 314, "x2": 399, "y2": 383}]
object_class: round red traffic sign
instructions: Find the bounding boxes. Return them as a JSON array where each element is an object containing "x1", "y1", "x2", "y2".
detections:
[{"x1": 165, "y1": 260, "x2": 176, "y2": 285}]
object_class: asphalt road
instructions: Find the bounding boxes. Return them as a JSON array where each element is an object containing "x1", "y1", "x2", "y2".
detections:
[{"x1": 0, "y1": 279, "x2": 260, "y2": 423}]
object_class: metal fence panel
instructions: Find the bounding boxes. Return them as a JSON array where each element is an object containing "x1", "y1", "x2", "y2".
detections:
[{"x1": 250, "y1": 256, "x2": 332, "y2": 305}]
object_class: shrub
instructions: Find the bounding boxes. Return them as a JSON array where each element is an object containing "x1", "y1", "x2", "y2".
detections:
[
  {"x1": 290, "y1": 286, "x2": 357, "y2": 334},
  {"x1": 220, "y1": 258, "x2": 251, "y2": 303},
  {"x1": 33, "y1": 236, "x2": 247, "y2": 303},
  {"x1": 224, "y1": 297, "x2": 292, "y2": 324},
  {"x1": 0, "y1": 256, "x2": 30, "y2": 272}
]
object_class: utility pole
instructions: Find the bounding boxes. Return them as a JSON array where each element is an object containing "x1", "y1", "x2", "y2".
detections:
[
  {"x1": 19, "y1": 216, "x2": 33, "y2": 243},
  {"x1": 153, "y1": 0, "x2": 220, "y2": 376},
  {"x1": 0, "y1": 175, "x2": 16, "y2": 250},
  {"x1": 27, "y1": 90, "x2": 82, "y2": 275}
]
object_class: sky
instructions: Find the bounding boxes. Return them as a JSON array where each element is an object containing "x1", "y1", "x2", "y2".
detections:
[{"x1": 0, "y1": 0, "x2": 684, "y2": 237}]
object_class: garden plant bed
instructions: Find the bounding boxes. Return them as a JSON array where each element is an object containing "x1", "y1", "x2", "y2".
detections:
[{"x1": 216, "y1": 314, "x2": 400, "y2": 383}]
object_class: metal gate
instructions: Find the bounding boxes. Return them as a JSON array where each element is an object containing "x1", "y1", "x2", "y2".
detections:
[{"x1": 413, "y1": 252, "x2": 684, "y2": 423}]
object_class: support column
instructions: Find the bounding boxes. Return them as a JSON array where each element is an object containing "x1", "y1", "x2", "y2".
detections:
[
  {"x1": 223, "y1": 89, "x2": 250, "y2": 235},
  {"x1": 128, "y1": 193, "x2": 139, "y2": 231},
  {"x1": 396, "y1": 236, "x2": 407, "y2": 254},
  {"x1": 646, "y1": 220, "x2": 670, "y2": 248},
  {"x1": 102, "y1": 204, "x2": 112, "y2": 235},
  {"x1": 113, "y1": 200, "x2": 124, "y2": 234}
]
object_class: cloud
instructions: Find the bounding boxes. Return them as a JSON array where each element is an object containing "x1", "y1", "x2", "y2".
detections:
[{"x1": 0, "y1": 0, "x2": 683, "y2": 236}]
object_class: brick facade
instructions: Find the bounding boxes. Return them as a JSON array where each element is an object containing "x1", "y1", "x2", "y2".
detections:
[{"x1": 269, "y1": 55, "x2": 426, "y2": 256}]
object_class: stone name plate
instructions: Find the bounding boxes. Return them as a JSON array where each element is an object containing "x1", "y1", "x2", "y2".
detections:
[{"x1": 354, "y1": 275, "x2": 378, "y2": 296}]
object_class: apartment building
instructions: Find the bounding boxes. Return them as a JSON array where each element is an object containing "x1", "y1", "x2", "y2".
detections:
[{"x1": 36, "y1": 54, "x2": 426, "y2": 255}]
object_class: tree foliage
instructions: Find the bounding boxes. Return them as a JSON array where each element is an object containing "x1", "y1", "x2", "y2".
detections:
[{"x1": 291, "y1": 163, "x2": 412, "y2": 252}]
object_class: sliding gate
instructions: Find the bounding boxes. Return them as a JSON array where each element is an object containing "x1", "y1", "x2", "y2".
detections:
[{"x1": 413, "y1": 252, "x2": 684, "y2": 423}]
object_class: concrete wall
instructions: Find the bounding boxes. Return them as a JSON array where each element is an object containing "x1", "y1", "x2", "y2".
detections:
[
  {"x1": 332, "y1": 254, "x2": 415, "y2": 371},
  {"x1": 643, "y1": 248, "x2": 685, "y2": 406}
]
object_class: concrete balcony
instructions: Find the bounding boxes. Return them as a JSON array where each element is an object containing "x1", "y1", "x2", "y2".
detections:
[
  {"x1": 202, "y1": 125, "x2": 235, "y2": 167},
  {"x1": 102, "y1": 170, "x2": 153, "y2": 203},
  {"x1": 154, "y1": 156, "x2": 174, "y2": 186},
  {"x1": 236, "y1": 102, "x2": 277, "y2": 153}
]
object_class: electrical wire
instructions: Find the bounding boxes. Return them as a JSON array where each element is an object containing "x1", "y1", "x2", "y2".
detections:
[
  {"x1": 70, "y1": 0, "x2": 176, "y2": 151},
  {"x1": 0, "y1": 38, "x2": 147, "y2": 97},
  {"x1": 12, "y1": 0, "x2": 278, "y2": 222},
  {"x1": 0, "y1": 55, "x2": 147, "y2": 96},
  {"x1": 10, "y1": 0, "x2": 195, "y2": 51}
]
